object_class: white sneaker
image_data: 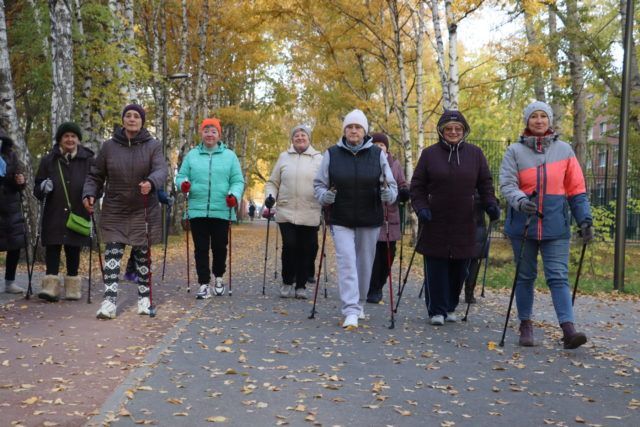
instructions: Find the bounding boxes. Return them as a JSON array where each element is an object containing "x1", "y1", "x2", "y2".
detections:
[
  {"x1": 446, "y1": 312, "x2": 458, "y2": 322},
  {"x1": 213, "y1": 278, "x2": 225, "y2": 296},
  {"x1": 137, "y1": 297, "x2": 150, "y2": 315},
  {"x1": 430, "y1": 315, "x2": 445, "y2": 326},
  {"x1": 294, "y1": 288, "x2": 308, "y2": 299},
  {"x1": 96, "y1": 300, "x2": 116, "y2": 319},
  {"x1": 358, "y1": 307, "x2": 365, "y2": 320},
  {"x1": 280, "y1": 284, "x2": 293, "y2": 298},
  {"x1": 342, "y1": 314, "x2": 359, "y2": 329},
  {"x1": 5, "y1": 281, "x2": 24, "y2": 294},
  {"x1": 196, "y1": 284, "x2": 211, "y2": 299}
]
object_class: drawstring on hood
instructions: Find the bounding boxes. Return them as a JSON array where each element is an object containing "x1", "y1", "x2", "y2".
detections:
[{"x1": 442, "y1": 140, "x2": 463, "y2": 165}]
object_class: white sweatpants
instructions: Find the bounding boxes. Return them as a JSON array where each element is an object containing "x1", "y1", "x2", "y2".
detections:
[{"x1": 331, "y1": 225, "x2": 381, "y2": 316}]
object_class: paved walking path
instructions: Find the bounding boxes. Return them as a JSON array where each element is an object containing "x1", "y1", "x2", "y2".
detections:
[{"x1": 1, "y1": 221, "x2": 638, "y2": 426}]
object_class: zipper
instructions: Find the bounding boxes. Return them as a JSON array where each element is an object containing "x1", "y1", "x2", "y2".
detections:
[{"x1": 206, "y1": 152, "x2": 213, "y2": 216}]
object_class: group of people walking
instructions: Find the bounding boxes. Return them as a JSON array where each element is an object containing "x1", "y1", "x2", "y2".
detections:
[{"x1": 0, "y1": 100, "x2": 593, "y2": 349}]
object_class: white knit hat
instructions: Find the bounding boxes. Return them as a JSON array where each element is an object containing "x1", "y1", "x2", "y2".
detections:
[
  {"x1": 342, "y1": 109, "x2": 368, "y2": 133},
  {"x1": 524, "y1": 101, "x2": 554, "y2": 127}
]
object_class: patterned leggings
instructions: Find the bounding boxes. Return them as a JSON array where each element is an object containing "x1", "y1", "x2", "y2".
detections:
[{"x1": 103, "y1": 242, "x2": 150, "y2": 304}]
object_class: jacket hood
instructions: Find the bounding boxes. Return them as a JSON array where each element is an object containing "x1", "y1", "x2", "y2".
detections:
[
  {"x1": 287, "y1": 144, "x2": 320, "y2": 156},
  {"x1": 111, "y1": 127, "x2": 154, "y2": 146},
  {"x1": 519, "y1": 129, "x2": 558, "y2": 153}
]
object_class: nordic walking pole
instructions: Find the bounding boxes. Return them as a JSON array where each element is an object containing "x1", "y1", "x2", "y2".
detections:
[
  {"x1": 572, "y1": 241, "x2": 588, "y2": 306},
  {"x1": 18, "y1": 191, "x2": 35, "y2": 299},
  {"x1": 500, "y1": 192, "x2": 541, "y2": 347},
  {"x1": 261, "y1": 194, "x2": 275, "y2": 295},
  {"x1": 394, "y1": 225, "x2": 423, "y2": 314},
  {"x1": 480, "y1": 229, "x2": 493, "y2": 298},
  {"x1": 463, "y1": 221, "x2": 495, "y2": 322},
  {"x1": 323, "y1": 217, "x2": 328, "y2": 298},
  {"x1": 90, "y1": 213, "x2": 104, "y2": 277},
  {"x1": 397, "y1": 202, "x2": 406, "y2": 296},
  {"x1": 381, "y1": 174, "x2": 395, "y2": 329},
  {"x1": 143, "y1": 194, "x2": 157, "y2": 317},
  {"x1": 181, "y1": 186, "x2": 191, "y2": 293},
  {"x1": 161, "y1": 201, "x2": 171, "y2": 281},
  {"x1": 309, "y1": 208, "x2": 329, "y2": 319},
  {"x1": 225, "y1": 194, "x2": 237, "y2": 297},
  {"x1": 87, "y1": 217, "x2": 93, "y2": 304}
]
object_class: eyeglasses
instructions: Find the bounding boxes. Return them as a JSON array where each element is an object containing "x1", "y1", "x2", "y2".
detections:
[{"x1": 443, "y1": 126, "x2": 464, "y2": 133}]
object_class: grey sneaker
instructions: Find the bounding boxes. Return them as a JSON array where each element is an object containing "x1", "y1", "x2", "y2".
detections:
[
  {"x1": 196, "y1": 284, "x2": 211, "y2": 299},
  {"x1": 213, "y1": 278, "x2": 225, "y2": 296},
  {"x1": 294, "y1": 288, "x2": 308, "y2": 299},
  {"x1": 96, "y1": 300, "x2": 117, "y2": 319},
  {"x1": 5, "y1": 281, "x2": 24, "y2": 294},
  {"x1": 279, "y1": 284, "x2": 293, "y2": 298},
  {"x1": 430, "y1": 315, "x2": 445, "y2": 326},
  {"x1": 446, "y1": 312, "x2": 458, "y2": 322}
]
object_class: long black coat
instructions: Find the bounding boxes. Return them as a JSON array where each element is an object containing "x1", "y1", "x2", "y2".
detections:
[
  {"x1": 410, "y1": 140, "x2": 497, "y2": 259},
  {"x1": 0, "y1": 130, "x2": 26, "y2": 252},
  {"x1": 34, "y1": 144, "x2": 94, "y2": 247}
]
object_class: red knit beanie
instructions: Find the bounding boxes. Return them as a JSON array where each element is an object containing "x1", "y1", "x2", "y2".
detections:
[{"x1": 200, "y1": 118, "x2": 222, "y2": 135}]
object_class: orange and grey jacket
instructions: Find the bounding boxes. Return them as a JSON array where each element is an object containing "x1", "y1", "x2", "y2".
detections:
[{"x1": 499, "y1": 132, "x2": 592, "y2": 240}]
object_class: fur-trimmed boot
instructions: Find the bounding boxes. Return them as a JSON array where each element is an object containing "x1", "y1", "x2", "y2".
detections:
[
  {"x1": 38, "y1": 275, "x2": 61, "y2": 302},
  {"x1": 560, "y1": 322, "x2": 587, "y2": 349},
  {"x1": 64, "y1": 275, "x2": 82, "y2": 300},
  {"x1": 519, "y1": 320, "x2": 534, "y2": 347}
]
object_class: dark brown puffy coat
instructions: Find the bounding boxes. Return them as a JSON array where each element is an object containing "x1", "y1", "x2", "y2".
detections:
[
  {"x1": 82, "y1": 127, "x2": 167, "y2": 246},
  {"x1": 34, "y1": 144, "x2": 94, "y2": 247},
  {"x1": 0, "y1": 130, "x2": 26, "y2": 251},
  {"x1": 410, "y1": 140, "x2": 497, "y2": 259}
]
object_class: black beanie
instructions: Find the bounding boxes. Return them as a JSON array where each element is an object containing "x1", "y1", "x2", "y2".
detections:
[
  {"x1": 122, "y1": 104, "x2": 146, "y2": 127},
  {"x1": 55, "y1": 122, "x2": 82, "y2": 143},
  {"x1": 371, "y1": 132, "x2": 389, "y2": 150}
]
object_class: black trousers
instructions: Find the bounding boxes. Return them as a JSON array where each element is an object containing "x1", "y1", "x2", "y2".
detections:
[
  {"x1": 423, "y1": 257, "x2": 468, "y2": 317},
  {"x1": 368, "y1": 241, "x2": 397, "y2": 298},
  {"x1": 3, "y1": 249, "x2": 20, "y2": 281},
  {"x1": 45, "y1": 245, "x2": 81, "y2": 276},
  {"x1": 278, "y1": 222, "x2": 318, "y2": 289},
  {"x1": 308, "y1": 231, "x2": 319, "y2": 279},
  {"x1": 190, "y1": 217, "x2": 228, "y2": 284}
]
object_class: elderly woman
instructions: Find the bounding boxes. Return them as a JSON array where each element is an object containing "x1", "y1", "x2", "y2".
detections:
[
  {"x1": 83, "y1": 104, "x2": 167, "y2": 319},
  {"x1": 176, "y1": 118, "x2": 244, "y2": 299},
  {"x1": 264, "y1": 124, "x2": 323, "y2": 299},
  {"x1": 500, "y1": 101, "x2": 593, "y2": 349},
  {"x1": 410, "y1": 110, "x2": 499, "y2": 326},
  {"x1": 314, "y1": 109, "x2": 397, "y2": 329},
  {"x1": 0, "y1": 128, "x2": 26, "y2": 294},
  {"x1": 35, "y1": 122, "x2": 94, "y2": 301}
]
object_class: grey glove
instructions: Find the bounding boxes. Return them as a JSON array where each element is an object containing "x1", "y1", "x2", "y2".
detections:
[
  {"x1": 381, "y1": 187, "x2": 394, "y2": 203},
  {"x1": 320, "y1": 189, "x2": 337, "y2": 205},
  {"x1": 518, "y1": 197, "x2": 538, "y2": 215},
  {"x1": 40, "y1": 178, "x2": 53, "y2": 194},
  {"x1": 579, "y1": 222, "x2": 594, "y2": 244}
]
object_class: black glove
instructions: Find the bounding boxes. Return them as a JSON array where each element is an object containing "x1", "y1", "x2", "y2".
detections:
[
  {"x1": 518, "y1": 197, "x2": 538, "y2": 215},
  {"x1": 417, "y1": 208, "x2": 432, "y2": 224},
  {"x1": 579, "y1": 222, "x2": 594, "y2": 244},
  {"x1": 398, "y1": 187, "x2": 410, "y2": 203},
  {"x1": 265, "y1": 194, "x2": 275, "y2": 209},
  {"x1": 486, "y1": 205, "x2": 501, "y2": 222}
]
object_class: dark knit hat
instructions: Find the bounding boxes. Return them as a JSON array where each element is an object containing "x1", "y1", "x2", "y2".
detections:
[
  {"x1": 371, "y1": 132, "x2": 389, "y2": 150},
  {"x1": 122, "y1": 104, "x2": 146, "y2": 126},
  {"x1": 55, "y1": 121, "x2": 82, "y2": 143},
  {"x1": 437, "y1": 110, "x2": 470, "y2": 138}
]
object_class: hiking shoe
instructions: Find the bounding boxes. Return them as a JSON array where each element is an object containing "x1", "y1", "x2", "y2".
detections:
[
  {"x1": 342, "y1": 314, "x2": 358, "y2": 329},
  {"x1": 280, "y1": 284, "x2": 293, "y2": 298},
  {"x1": 445, "y1": 312, "x2": 458, "y2": 322},
  {"x1": 96, "y1": 300, "x2": 116, "y2": 319},
  {"x1": 5, "y1": 281, "x2": 24, "y2": 294},
  {"x1": 295, "y1": 288, "x2": 308, "y2": 299},
  {"x1": 196, "y1": 284, "x2": 211, "y2": 299},
  {"x1": 561, "y1": 322, "x2": 587, "y2": 349},
  {"x1": 124, "y1": 272, "x2": 138, "y2": 282},
  {"x1": 519, "y1": 320, "x2": 534, "y2": 347},
  {"x1": 213, "y1": 278, "x2": 225, "y2": 296},
  {"x1": 430, "y1": 315, "x2": 445, "y2": 326},
  {"x1": 137, "y1": 297, "x2": 150, "y2": 315},
  {"x1": 366, "y1": 292, "x2": 382, "y2": 304}
]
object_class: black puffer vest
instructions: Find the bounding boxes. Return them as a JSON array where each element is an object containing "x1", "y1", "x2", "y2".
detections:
[{"x1": 328, "y1": 140, "x2": 383, "y2": 227}]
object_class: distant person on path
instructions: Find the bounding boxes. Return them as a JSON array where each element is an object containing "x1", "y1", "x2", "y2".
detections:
[
  {"x1": 265, "y1": 124, "x2": 322, "y2": 299},
  {"x1": 248, "y1": 201, "x2": 256, "y2": 221},
  {"x1": 34, "y1": 122, "x2": 94, "y2": 302},
  {"x1": 500, "y1": 101, "x2": 593, "y2": 349},
  {"x1": 410, "y1": 110, "x2": 499, "y2": 326},
  {"x1": 366, "y1": 132, "x2": 410, "y2": 304},
  {"x1": 83, "y1": 104, "x2": 167, "y2": 319},
  {"x1": 314, "y1": 109, "x2": 397, "y2": 329},
  {"x1": 0, "y1": 128, "x2": 26, "y2": 295},
  {"x1": 176, "y1": 118, "x2": 244, "y2": 300}
]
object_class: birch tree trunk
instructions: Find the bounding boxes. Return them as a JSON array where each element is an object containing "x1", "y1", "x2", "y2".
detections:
[
  {"x1": 444, "y1": 0, "x2": 459, "y2": 110},
  {"x1": 177, "y1": 0, "x2": 188, "y2": 156},
  {"x1": 430, "y1": 0, "x2": 451, "y2": 109},
  {"x1": 565, "y1": 0, "x2": 587, "y2": 167},
  {"x1": 548, "y1": 8, "x2": 563, "y2": 134},
  {"x1": 49, "y1": 0, "x2": 74, "y2": 144},
  {"x1": 414, "y1": 0, "x2": 426, "y2": 154},
  {"x1": 109, "y1": 0, "x2": 137, "y2": 102},
  {"x1": 523, "y1": 3, "x2": 546, "y2": 101},
  {"x1": 27, "y1": 0, "x2": 49, "y2": 58},
  {"x1": 0, "y1": 0, "x2": 37, "y2": 241},
  {"x1": 150, "y1": 1, "x2": 163, "y2": 137}
]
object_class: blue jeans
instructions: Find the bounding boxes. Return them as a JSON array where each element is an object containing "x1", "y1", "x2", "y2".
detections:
[{"x1": 510, "y1": 238, "x2": 574, "y2": 324}]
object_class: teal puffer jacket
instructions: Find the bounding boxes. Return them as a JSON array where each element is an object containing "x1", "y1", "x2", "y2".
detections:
[{"x1": 176, "y1": 142, "x2": 245, "y2": 221}]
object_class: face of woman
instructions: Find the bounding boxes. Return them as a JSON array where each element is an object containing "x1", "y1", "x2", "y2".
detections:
[
  {"x1": 201, "y1": 126, "x2": 220, "y2": 147},
  {"x1": 344, "y1": 124, "x2": 365, "y2": 146},
  {"x1": 527, "y1": 111, "x2": 550, "y2": 136},
  {"x1": 292, "y1": 130, "x2": 310, "y2": 153},
  {"x1": 374, "y1": 141, "x2": 387, "y2": 153},
  {"x1": 60, "y1": 132, "x2": 79, "y2": 153},
  {"x1": 123, "y1": 111, "x2": 142, "y2": 136},
  {"x1": 442, "y1": 122, "x2": 465, "y2": 145}
]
